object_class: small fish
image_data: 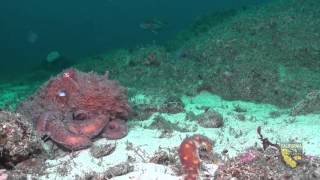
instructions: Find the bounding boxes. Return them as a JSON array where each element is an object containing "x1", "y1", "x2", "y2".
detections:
[
  {"x1": 140, "y1": 18, "x2": 166, "y2": 34},
  {"x1": 27, "y1": 30, "x2": 39, "y2": 44}
]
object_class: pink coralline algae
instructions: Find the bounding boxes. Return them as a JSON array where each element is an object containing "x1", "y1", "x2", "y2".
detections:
[
  {"x1": 18, "y1": 68, "x2": 131, "y2": 151},
  {"x1": 238, "y1": 149, "x2": 258, "y2": 164}
]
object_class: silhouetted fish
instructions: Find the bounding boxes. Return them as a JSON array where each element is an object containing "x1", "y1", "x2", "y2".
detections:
[
  {"x1": 27, "y1": 30, "x2": 38, "y2": 44},
  {"x1": 140, "y1": 18, "x2": 166, "y2": 34}
]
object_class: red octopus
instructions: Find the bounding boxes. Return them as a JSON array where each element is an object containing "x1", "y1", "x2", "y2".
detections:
[
  {"x1": 178, "y1": 134, "x2": 214, "y2": 180},
  {"x1": 18, "y1": 68, "x2": 131, "y2": 151}
]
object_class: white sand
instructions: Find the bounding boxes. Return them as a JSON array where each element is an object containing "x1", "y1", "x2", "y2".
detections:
[{"x1": 38, "y1": 91, "x2": 320, "y2": 179}]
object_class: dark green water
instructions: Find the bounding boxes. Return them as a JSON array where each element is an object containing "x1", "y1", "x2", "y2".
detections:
[{"x1": 0, "y1": 0, "x2": 267, "y2": 81}]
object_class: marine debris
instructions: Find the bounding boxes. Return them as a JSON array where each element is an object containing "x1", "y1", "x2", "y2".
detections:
[{"x1": 215, "y1": 127, "x2": 320, "y2": 179}]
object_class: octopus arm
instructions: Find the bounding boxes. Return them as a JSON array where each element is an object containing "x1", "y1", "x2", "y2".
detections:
[
  {"x1": 178, "y1": 135, "x2": 214, "y2": 180},
  {"x1": 101, "y1": 119, "x2": 128, "y2": 140},
  {"x1": 67, "y1": 114, "x2": 110, "y2": 138},
  {"x1": 46, "y1": 120, "x2": 92, "y2": 151}
]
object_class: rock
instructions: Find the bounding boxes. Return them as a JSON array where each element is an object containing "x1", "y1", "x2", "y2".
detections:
[
  {"x1": 290, "y1": 90, "x2": 320, "y2": 116},
  {"x1": 195, "y1": 109, "x2": 224, "y2": 128},
  {"x1": 0, "y1": 111, "x2": 44, "y2": 169},
  {"x1": 90, "y1": 143, "x2": 116, "y2": 158},
  {"x1": 93, "y1": 162, "x2": 134, "y2": 179}
]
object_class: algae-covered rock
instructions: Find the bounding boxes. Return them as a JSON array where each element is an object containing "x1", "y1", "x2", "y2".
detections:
[
  {"x1": 0, "y1": 111, "x2": 43, "y2": 169},
  {"x1": 290, "y1": 90, "x2": 320, "y2": 116}
]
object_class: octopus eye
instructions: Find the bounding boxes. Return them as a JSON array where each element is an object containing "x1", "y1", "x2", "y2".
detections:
[
  {"x1": 57, "y1": 89, "x2": 67, "y2": 97},
  {"x1": 73, "y1": 110, "x2": 88, "y2": 120}
]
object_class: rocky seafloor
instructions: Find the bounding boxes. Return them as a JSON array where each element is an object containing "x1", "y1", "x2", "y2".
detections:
[{"x1": 1, "y1": 0, "x2": 320, "y2": 179}]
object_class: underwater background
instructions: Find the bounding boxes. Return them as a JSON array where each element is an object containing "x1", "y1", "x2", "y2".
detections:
[
  {"x1": 0, "y1": 0, "x2": 266, "y2": 81},
  {"x1": 0, "y1": 0, "x2": 320, "y2": 179}
]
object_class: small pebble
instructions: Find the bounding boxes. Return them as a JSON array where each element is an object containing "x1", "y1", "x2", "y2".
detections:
[{"x1": 90, "y1": 143, "x2": 116, "y2": 158}]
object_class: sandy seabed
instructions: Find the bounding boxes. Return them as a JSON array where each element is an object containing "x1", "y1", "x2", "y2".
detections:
[{"x1": 32, "y1": 91, "x2": 319, "y2": 179}]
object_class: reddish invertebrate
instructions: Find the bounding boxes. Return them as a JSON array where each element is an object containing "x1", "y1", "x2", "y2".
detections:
[
  {"x1": 178, "y1": 134, "x2": 214, "y2": 180},
  {"x1": 67, "y1": 114, "x2": 110, "y2": 138},
  {"x1": 36, "y1": 111, "x2": 63, "y2": 136},
  {"x1": 36, "y1": 112, "x2": 51, "y2": 135},
  {"x1": 18, "y1": 68, "x2": 131, "y2": 151},
  {"x1": 46, "y1": 120, "x2": 92, "y2": 150},
  {"x1": 102, "y1": 119, "x2": 128, "y2": 139}
]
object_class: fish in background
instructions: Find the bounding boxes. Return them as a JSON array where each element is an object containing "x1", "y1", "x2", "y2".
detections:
[
  {"x1": 27, "y1": 30, "x2": 39, "y2": 44},
  {"x1": 30, "y1": 50, "x2": 75, "y2": 80},
  {"x1": 139, "y1": 18, "x2": 167, "y2": 34},
  {"x1": 43, "y1": 50, "x2": 74, "y2": 72}
]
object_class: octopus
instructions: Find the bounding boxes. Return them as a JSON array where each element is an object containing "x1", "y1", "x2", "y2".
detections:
[
  {"x1": 18, "y1": 68, "x2": 131, "y2": 151},
  {"x1": 178, "y1": 134, "x2": 214, "y2": 180}
]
